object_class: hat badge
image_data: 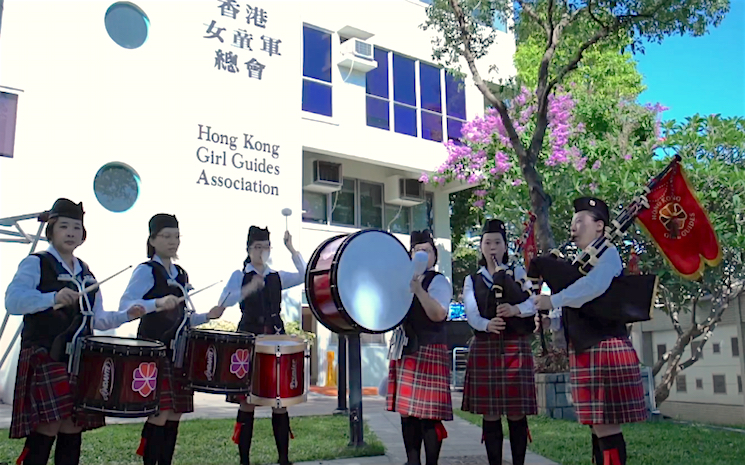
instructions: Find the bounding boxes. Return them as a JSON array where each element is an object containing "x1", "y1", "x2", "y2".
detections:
[{"x1": 589, "y1": 199, "x2": 596, "y2": 206}]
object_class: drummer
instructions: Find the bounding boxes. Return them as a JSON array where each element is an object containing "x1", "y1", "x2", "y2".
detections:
[
  {"x1": 386, "y1": 230, "x2": 453, "y2": 465},
  {"x1": 217, "y1": 225, "x2": 305, "y2": 465},
  {"x1": 5, "y1": 198, "x2": 146, "y2": 465},
  {"x1": 119, "y1": 213, "x2": 225, "y2": 465}
]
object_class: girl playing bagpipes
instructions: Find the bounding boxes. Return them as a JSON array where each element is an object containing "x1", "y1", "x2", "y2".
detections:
[
  {"x1": 386, "y1": 230, "x2": 453, "y2": 465},
  {"x1": 534, "y1": 197, "x2": 647, "y2": 465},
  {"x1": 462, "y1": 219, "x2": 537, "y2": 465},
  {"x1": 119, "y1": 213, "x2": 225, "y2": 465},
  {"x1": 6, "y1": 198, "x2": 145, "y2": 465}
]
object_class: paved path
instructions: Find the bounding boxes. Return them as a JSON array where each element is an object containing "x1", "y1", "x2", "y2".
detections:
[{"x1": 0, "y1": 392, "x2": 558, "y2": 465}]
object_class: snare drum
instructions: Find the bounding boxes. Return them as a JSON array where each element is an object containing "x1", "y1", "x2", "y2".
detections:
[
  {"x1": 75, "y1": 336, "x2": 166, "y2": 418},
  {"x1": 250, "y1": 335, "x2": 308, "y2": 408},
  {"x1": 186, "y1": 329, "x2": 255, "y2": 393},
  {"x1": 306, "y1": 229, "x2": 414, "y2": 333}
]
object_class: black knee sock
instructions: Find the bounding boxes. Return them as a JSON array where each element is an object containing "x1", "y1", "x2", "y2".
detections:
[
  {"x1": 160, "y1": 420, "x2": 180, "y2": 465},
  {"x1": 272, "y1": 412, "x2": 292, "y2": 465},
  {"x1": 598, "y1": 433, "x2": 626, "y2": 465},
  {"x1": 234, "y1": 411, "x2": 255, "y2": 465},
  {"x1": 138, "y1": 422, "x2": 165, "y2": 465},
  {"x1": 507, "y1": 418, "x2": 529, "y2": 465},
  {"x1": 482, "y1": 419, "x2": 503, "y2": 465},
  {"x1": 420, "y1": 420, "x2": 444, "y2": 465},
  {"x1": 592, "y1": 432, "x2": 604, "y2": 464},
  {"x1": 400, "y1": 416, "x2": 422, "y2": 465},
  {"x1": 18, "y1": 431, "x2": 56, "y2": 465},
  {"x1": 55, "y1": 432, "x2": 82, "y2": 465}
]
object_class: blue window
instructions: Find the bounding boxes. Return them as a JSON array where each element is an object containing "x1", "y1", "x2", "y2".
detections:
[
  {"x1": 446, "y1": 73, "x2": 467, "y2": 140},
  {"x1": 395, "y1": 105, "x2": 417, "y2": 137},
  {"x1": 302, "y1": 26, "x2": 332, "y2": 116},
  {"x1": 366, "y1": 47, "x2": 390, "y2": 130},
  {"x1": 393, "y1": 54, "x2": 417, "y2": 137},
  {"x1": 420, "y1": 62, "x2": 443, "y2": 142}
]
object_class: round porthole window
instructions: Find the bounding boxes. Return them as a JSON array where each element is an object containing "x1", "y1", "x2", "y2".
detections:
[
  {"x1": 105, "y1": 2, "x2": 149, "y2": 49},
  {"x1": 93, "y1": 163, "x2": 141, "y2": 212}
]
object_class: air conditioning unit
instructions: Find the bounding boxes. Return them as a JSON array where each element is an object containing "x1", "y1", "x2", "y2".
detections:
[
  {"x1": 303, "y1": 159, "x2": 343, "y2": 193},
  {"x1": 385, "y1": 176, "x2": 425, "y2": 206},
  {"x1": 338, "y1": 39, "x2": 377, "y2": 73}
]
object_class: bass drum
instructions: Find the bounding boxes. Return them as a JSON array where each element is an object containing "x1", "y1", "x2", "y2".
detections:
[{"x1": 306, "y1": 229, "x2": 414, "y2": 334}]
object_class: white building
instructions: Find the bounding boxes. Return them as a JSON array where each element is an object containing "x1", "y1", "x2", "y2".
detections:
[
  {"x1": 638, "y1": 291, "x2": 745, "y2": 425},
  {"x1": 0, "y1": 0, "x2": 515, "y2": 402}
]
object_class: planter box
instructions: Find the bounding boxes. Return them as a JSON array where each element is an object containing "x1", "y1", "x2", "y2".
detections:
[{"x1": 535, "y1": 367, "x2": 657, "y2": 422}]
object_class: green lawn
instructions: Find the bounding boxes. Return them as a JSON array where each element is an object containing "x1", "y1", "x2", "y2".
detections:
[
  {"x1": 456, "y1": 410, "x2": 745, "y2": 465},
  {"x1": 0, "y1": 415, "x2": 384, "y2": 465}
]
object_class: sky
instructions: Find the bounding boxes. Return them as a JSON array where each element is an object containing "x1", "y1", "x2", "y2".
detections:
[{"x1": 634, "y1": 1, "x2": 745, "y2": 123}]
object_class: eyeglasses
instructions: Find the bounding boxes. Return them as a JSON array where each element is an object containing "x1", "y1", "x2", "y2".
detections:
[
  {"x1": 251, "y1": 245, "x2": 272, "y2": 252},
  {"x1": 156, "y1": 234, "x2": 181, "y2": 240}
]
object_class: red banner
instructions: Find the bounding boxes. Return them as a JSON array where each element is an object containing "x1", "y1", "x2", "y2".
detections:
[{"x1": 636, "y1": 160, "x2": 722, "y2": 280}]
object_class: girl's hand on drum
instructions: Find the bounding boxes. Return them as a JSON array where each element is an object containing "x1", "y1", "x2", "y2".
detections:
[
  {"x1": 496, "y1": 303, "x2": 519, "y2": 318},
  {"x1": 54, "y1": 288, "x2": 79, "y2": 307},
  {"x1": 155, "y1": 295, "x2": 179, "y2": 311},
  {"x1": 127, "y1": 305, "x2": 147, "y2": 320},
  {"x1": 487, "y1": 317, "x2": 506, "y2": 334},
  {"x1": 284, "y1": 231, "x2": 296, "y2": 253},
  {"x1": 410, "y1": 275, "x2": 424, "y2": 295},
  {"x1": 207, "y1": 305, "x2": 225, "y2": 320}
]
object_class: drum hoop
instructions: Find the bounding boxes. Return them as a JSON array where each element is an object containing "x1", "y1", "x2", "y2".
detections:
[
  {"x1": 82, "y1": 336, "x2": 167, "y2": 352},
  {"x1": 188, "y1": 329, "x2": 255, "y2": 343},
  {"x1": 330, "y1": 229, "x2": 410, "y2": 334},
  {"x1": 305, "y1": 233, "x2": 357, "y2": 334},
  {"x1": 250, "y1": 393, "x2": 307, "y2": 408},
  {"x1": 254, "y1": 335, "x2": 307, "y2": 354}
]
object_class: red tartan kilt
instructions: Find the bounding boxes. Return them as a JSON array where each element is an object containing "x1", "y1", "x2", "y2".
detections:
[
  {"x1": 158, "y1": 358, "x2": 194, "y2": 414},
  {"x1": 10, "y1": 347, "x2": 105, "y2": 439},
  {"x1": 570, "y1": 337, "x2": 648, "y2": 425},
  {"x1": 461, "y1": 333, "x2": 537, "y2": 417},
  {"x1": 387, "y1": 344, "x2": 453, "y2": 420}
]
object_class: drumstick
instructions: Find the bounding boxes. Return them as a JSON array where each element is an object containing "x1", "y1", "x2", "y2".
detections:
[
  {"x1": 52, "y1": 265, "x2": 132, "y2": 310},
  {"x1": 282, "y1": 208, "x2": 292, "y2": 232},
  {"x1": 175, "y1": 280, "x2": 223, "y2": 304}
]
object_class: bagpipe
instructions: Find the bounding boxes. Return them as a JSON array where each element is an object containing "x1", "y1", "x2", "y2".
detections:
[
  {"x1": 523, "y1": 157, "x2": 684, "y2": 331},
  {"x1": 488, "y1": 261, "x2": 535, "y2": 336}
]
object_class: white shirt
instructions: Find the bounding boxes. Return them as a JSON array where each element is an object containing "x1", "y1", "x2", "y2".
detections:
[
  {"x1": 546, "y1": 246, "x2": 623, "y2": 331},
  {"x1": 118, "y1": 255, "x2": 210, "y2": 327},
  {"x1": 419, "y1": 270, "x2": 453, "y2": 312},
  {"x1": 463, "y1": 265, "x2": 536, "y2": 332},
  {"x1": 219, "y1": 252, "x2": 306, "y2": 308},
  {"x1": 5, "y1": 246, "x2": 130, "y2": 331}
]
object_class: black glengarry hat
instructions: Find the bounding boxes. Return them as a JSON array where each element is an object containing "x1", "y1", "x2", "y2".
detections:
[
  {"x1": 49, "y1": 198, "x2": 84, "y2": 222},
  {"x1": 410, "y1": 229, "x2": 434, "y2": 249},
  {"x1": 574, "y1": 197, "x2": 609, "y2": 225},
  {"x1": 247, "y1": 225, "x2": 270, "y2": 246},
  {"x1": 149, "y1": 214, "x2": 179, "y2": 236}
]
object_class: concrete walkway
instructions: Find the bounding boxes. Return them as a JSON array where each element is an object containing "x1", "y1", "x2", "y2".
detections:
[{"x1": 0, "y1": 392, "x2": 558, "y2": 465}]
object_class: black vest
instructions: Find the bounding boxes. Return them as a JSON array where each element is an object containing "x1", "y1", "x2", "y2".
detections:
[
  {"x1": 470, "y1": 269, "x2": 534, "y2": 336},
  {"x1": 563, "y1": 301, "x2": 629, "y2": 353},
  {"x1": 21, "y1": 252, "x2": 97, "y2": 351},
  {"x1": 136, "y1": 260, "x2": 188, "y2": 344},
  {"x1": 238, "y1": 269, "x2": 284, "y2": 334},
  {"x1": 403, "y1": 271, "x2": 446, "y2": 350}
]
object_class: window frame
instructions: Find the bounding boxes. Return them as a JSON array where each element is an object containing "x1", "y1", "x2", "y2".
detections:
[
  {"x1": 384, "y1": 192, "x2": 435, "y2": 235},
  {"x1": 732, "y1": 337, "x2": 740, "y2": 357},
  {"x1": 302, "y1": 24, "x2": 333, "y2": 117},
  {"x1": 676, "y1": 374, "x2": 687, "y2": 393},
  {"x1": 713, "y1": 342, "x2": 721, "y2": 354},
  {"x1": 302, "y1": 178, "x2": 386, "y2": 230},
  {"x1": 657, "y1": 343, "x2": 667, "y2": 362},
  {"x1": 695, "y1": 378, "x2": 703, "y2": 390},
  {"x1": 713, "y1": 374, "x2": 727, "y2": 394}
]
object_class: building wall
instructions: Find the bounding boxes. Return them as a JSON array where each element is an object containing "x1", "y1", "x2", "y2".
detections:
[{"x1": 0, "y1": 0, "x2": 515, "y2": 400}]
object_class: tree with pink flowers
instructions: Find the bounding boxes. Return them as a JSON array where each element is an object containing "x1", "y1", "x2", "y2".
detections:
[{"x1": 422, "y1": 0, "x2": 730, "y2": 250}]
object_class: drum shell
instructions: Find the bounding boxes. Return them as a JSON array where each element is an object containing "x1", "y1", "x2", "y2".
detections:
[
  {"x1": 186, "y1": 329, "x2": 255, "y2": 394},
  {"x1": 75, "y1": 337, "x2": 166, "y2": 418},
  {"x1": 250, "y1": 336, "x2": 307, "y2": 407}
]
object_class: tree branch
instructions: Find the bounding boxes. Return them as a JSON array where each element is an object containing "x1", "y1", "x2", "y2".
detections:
[
  {"x1": 516, "y1": 0, "x2": 549, "y2": 36},
  {"x1": 586, "y1": 0, "x2": 608, "y2": 29}
]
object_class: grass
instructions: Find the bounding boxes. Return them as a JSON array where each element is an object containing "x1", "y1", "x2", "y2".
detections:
[
  {"x1": 456, "y1": 409, "x2": 745, "y2": 465},
  {"x1": 0, "y1": 415, "x2": 384, "y2": 465}
]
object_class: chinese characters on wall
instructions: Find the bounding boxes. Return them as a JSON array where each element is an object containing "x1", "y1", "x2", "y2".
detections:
[{"x1": 204, "y1": 1, "x2": 282, "y2": 80}]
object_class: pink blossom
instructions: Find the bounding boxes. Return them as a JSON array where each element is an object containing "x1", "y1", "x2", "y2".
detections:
[
  {"x1": 512, "y1": 179, "x2": 523, "y2": 186},
  {"x1": 623, "y1": 154, "x2": 632, "y2": 161},
  {"x1": 592, "y1": 160, "x2": 601, "y2": 170},
  {"x1": 432, "y1": 176, "x2": 440, "y2": 183},
  {"x1": 473, "y1": 199, "x2": 485, "y2": 208},
  {"x1": 419, "y1": 173, "x2": 429, "y2": 183},
  {"x1": 574, "y1": 156, "x2": 588, "y2": 171},
  {"x1": 589, "y1": 182, "x2": 598, "y2": 192},
  {"x1": 474, "y1": 189, "x2": 488, "y2": 197}
]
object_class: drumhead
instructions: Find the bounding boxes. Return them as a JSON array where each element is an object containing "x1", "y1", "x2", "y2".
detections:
[
  {"x1": 335, "y1": 230, "x2": 413, "y2": 332},
  {"x1": 190, "y1": 329, "x2": 254, "y2": 342},
  {"x1": 84, "y1": 336, "x2": 164, "y2": 349}
]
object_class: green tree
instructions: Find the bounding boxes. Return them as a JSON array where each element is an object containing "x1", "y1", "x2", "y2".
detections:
[{"x1": 423, "y1": 0, "x2": 729, "y2": 250}]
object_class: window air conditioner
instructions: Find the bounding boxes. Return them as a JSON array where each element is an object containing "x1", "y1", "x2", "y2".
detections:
[
  {"x1": 338, "y1": 39, "x2": 377, "y2": 73},
  {"x1": 385, "y1": 175, "x2": 425, "y2": 206},
  {"x1": 303, "y1": 160, "x2": 343, "y2": 193}
]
